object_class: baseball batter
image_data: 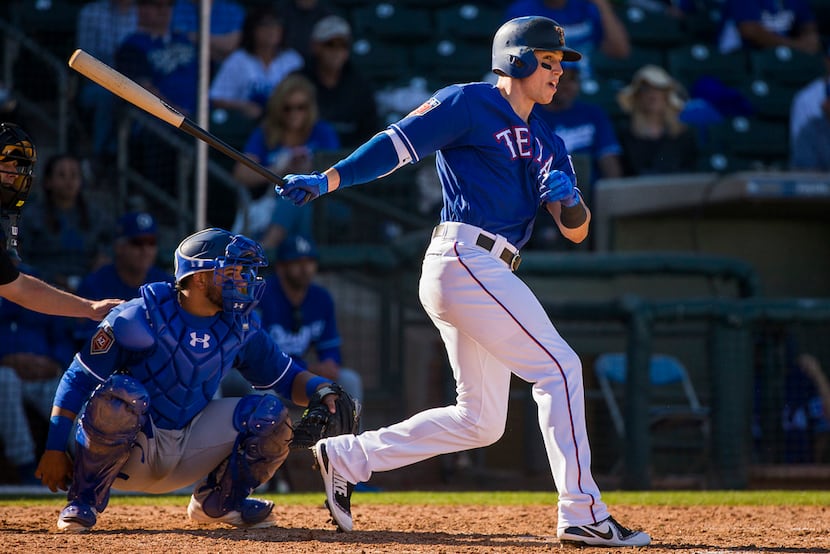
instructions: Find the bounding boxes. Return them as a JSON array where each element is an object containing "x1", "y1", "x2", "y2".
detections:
[
  {"x1": 35, "y1": 228, "x2": 346, "y2": 532},
  {"x1": 274, "y1": 16, "x2": 650, "y2": 547}
]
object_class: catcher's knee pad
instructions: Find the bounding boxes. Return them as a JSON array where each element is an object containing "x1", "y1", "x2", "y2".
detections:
[
  {"x1": 71, "y1": 375, "x2": 149, "y2": 512},
  {"x1": 195, "y1": 394, "x2": 290, "y2": 518}
]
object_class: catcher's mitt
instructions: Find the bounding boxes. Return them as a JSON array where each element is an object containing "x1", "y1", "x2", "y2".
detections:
[{"x1": 290, "y1": 382, "x2": 360, "y2": 449}]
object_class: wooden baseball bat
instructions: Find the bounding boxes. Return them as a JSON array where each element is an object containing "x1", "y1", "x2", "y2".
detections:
[{"x1": 67, "y1": 48, "x2": 284, "y2": 186}]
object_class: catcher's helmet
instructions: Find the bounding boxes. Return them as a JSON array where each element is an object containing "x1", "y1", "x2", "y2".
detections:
[
  {"x1": 174, "y1": 227, "x2": 268, "y2": 316},
  {"x1": 0, "y1": 122, "x2": 37, "y2": 214},
  {"x1": 492, "y1": 16, "x2": 582, "y2": 79}
]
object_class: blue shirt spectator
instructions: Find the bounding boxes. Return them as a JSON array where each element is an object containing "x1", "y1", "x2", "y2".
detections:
[
  {"x1": 171, "y1": 0, "x2": 245, "y2": 67},
  {"x1": 505, "y1": 0, "x2": 630, "y2": 77},
  {"x1": 718, "y1": 0, "x2": 820, "y2": 55}
]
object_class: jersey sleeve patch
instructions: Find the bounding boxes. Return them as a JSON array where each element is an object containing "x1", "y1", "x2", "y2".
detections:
[
  {"x1": 90, "y1": 326, "x2": 115, "y2": 355},
  {"x1": 407, "y1": 97, "x2": 441, "y2": 117}
]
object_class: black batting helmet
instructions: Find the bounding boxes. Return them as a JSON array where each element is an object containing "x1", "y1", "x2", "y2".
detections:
[
  {"x1": 0, "y1": 122, "x2": 36, "y2": 215},
  {"x1": 492, "y1": 16, "x2": 582, "y2": 79}
]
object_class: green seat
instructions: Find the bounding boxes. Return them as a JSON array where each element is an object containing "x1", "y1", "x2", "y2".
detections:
[
  {"x1": 351, "y1": 3, "x2": 434, "y2": 43},
  {"x1": 617, "y1": 5, "x2": 690, "y2": 48},
  {"x1": 435, "y1": 4, "x2": 503, "y2": 44},
  {"x1": 707, "y1": 116, "x2": 790, "y2": 168},
  {"x1": 748, "y1": 46, "x2": 826, "y2": 89},
  {"x1": 667, "y1": 43, "x2": 750, "y2": 89},
  {"x1": 737, "y1": 79, "x2": 798, "y2": 123},
  {"x1": 412, "y1": 39, "x2": 491, "y2": 86},
  {"x1": 591, "y1": 47, "x2": 665, "y2": 86},
  {"x1": 351, "y1": 38, "x2": 411, "y2": 88}
]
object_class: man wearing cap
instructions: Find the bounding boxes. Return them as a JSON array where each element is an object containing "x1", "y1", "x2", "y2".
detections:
[
  {"x1": 303, "y1": 15, "x2": 379, "y2": 148},
  {"x1": 74, "y1": 212, "x2": 174, "y2": 341},
  {"x1": 222, "y1": 234, "x2": 363, "y2": 405}
]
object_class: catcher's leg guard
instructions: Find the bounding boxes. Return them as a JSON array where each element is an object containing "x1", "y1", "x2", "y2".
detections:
[
  {"x1": 68, "y1": 375, "x2": 149, "y2": 512},
  {"x1": 193, "y1": 394, "x2": 291, "y2": 520}
]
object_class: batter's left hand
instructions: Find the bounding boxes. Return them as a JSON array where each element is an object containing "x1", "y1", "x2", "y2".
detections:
[
  {"x1": 539, "y1": 170, "x2": 579, "y2": 207},
  {"x1": 275, "y1": 172, "x2": 328, "y2": 206}
]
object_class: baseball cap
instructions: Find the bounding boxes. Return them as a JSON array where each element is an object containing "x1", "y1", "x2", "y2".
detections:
[
  {"x1": 116, "y1": 211, "x2": 157, "y2": 239},
  {"x1": 277, "y1": 234, "x2": 318, "y2": 262},
  {"x1": 311, "y1": 15, "x2": 351, "y2": 43}
]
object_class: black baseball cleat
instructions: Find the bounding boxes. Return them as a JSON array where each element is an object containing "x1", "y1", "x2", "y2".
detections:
[
  {"x1": 312, "y1": 440, "x2": 354, "y2": 532},
  {"x1": 558, "y1": 515, "x2": 651, "y2": 547}
]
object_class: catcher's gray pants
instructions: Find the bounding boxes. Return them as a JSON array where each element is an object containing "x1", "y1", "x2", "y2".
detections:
[{"x1": 114, "y1": 398, "x2": 247, "y2": 493}]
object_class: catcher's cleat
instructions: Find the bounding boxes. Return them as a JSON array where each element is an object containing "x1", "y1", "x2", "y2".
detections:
[
  {"x1": 187, "y1": 495, "x2": 277, "y2": 528},
  {"x1": 558, "y1": 515, "x2": 651, "y2": 547},
  {"x1": 312, "y1": 440, "x2": 354, "y2": 532},
  {"x1": 57, "y1": 500, "x2": 98, "y2": 532}
]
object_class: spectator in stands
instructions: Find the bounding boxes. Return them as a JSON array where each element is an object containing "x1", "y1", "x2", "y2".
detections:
[
  {"x1": 303, "y1": 15, "x2": 378, "y2": 148},
  {"x1": 20, "y1": 154, "x2": 111, "y2": 292},
  {"x1": 790, "y1": 43, "x2": 830, "y2": 143},
  {"x1": 209, "y1": 6, "x2": 304, "y2": 122},
  {"x1": 116, "y1": 0, "x2": 198, "y2": 194},
  {"x1": 504, "y1": 0, "x2": 630, "y2": 77},
  {"x1": 231, "y1": 74, "x2": 339, "y2": 252},
  {"x1": 117, "y1": 0, "x2": 198, "y2": 118},
  {"x1": 171, "y1": 0, "x2": 245, "y2": 70},
  {"x1": 531, "y1": 62, "x2": 621, "y2": 250},
  {"x1": 534, "y1": 62, "x2": 622, "y2": 186},
  {"x1": 790, "y1": 100, "x2": 830, "y2": 171},
  {"x1": 718, "y1": 0, "x2": 821, "y2": 55},
  {"x1": 0, "y1": 261, "x2": 76, "y2": 485},
  {"x1": 74, "y1": 211, "x2": 173, "y2": 342},
  {"x1": 615, "y1": 64, "x2": 698, "y2": 176},
  {"x1": 76, "y1": 0, "x2": 138, "y2": 166},
  {"x1": 276, "y1": 0, "x2": 336, "y2": 61},
  {"x1": 221, "y1": 234, "x2": 363, "y2": 406}
]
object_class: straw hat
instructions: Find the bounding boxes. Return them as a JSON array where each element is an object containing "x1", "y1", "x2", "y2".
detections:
[{"x1": 616, "y1": 64, "x2": 687, "y2": 113}]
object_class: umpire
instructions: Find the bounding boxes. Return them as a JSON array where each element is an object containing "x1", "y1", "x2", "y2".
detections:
[{"x1": 0, "y1": 122, "x2": 121, "y2": 319}]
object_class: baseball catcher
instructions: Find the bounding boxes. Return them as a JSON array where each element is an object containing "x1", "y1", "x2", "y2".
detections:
[
  {"x1": 36, "y1": 227, "x2": 348, "y2": 532},
  {"x1": 290, "y1": 382, "x2": 360, "y2": 449}
]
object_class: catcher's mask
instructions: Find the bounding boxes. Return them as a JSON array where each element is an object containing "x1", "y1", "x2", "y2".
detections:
[
  {"x1": 0, "y1": 122, "x2": 36, "y2": 255},
  {"x1": 174, "y1": 227, "x2": 268, "y2": 318},
  {"x1": 492, "y1": 16, "x2": 582, "y2": 79}
]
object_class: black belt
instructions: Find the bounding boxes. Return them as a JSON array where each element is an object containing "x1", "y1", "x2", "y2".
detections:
[{"x1": 432, "y1": 224, "x2": 522, "y2": 271}]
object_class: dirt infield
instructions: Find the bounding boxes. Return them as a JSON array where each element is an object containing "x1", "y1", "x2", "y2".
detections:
[{"x1": 1, "y1": 502, "x2": 828, "y2": 553}]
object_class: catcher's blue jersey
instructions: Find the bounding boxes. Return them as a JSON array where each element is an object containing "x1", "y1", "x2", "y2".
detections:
[
  {"x1": 388, "y1": 82, "x2": 574, "y2": 249},
  {"x1": 54, "y1": 282, "x2": 299, "y2": 429}
]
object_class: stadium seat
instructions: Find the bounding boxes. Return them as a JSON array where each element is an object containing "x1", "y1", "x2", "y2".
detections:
[
  {"x1": 594, "y1": 352, "x2": 710, "y2": 475},
  {"x1": 590, "y1": 47, "x2": 665, "y2": 86},
  {"x1": 748, "y1": 46, "x2": 826, "y2": 89},
  {"x1": 351, "y1": 38, "x2": 411, "y2": 88},
  {"x1": 350, "y1": 3, "x2": 434, "y2": 43},
  {"x1": 578, "y1": 76, "x2": 626, "y2": 124},
  {"x1": 435, "y1": 4, "x2": 503, "y2": 44},
  {"x1": 737, "y1": 79, "x2": 797, "y2": 123},
  {"x1": 707, "y1": 116, "x2": 790, "y2": 168},
  {"x1": 617, "y1": 5, "x2": 690, "y2": 48},
  {"x1": 412, "y1": 39, "x2": 492, "y2": 86},
  {"x1": 667, "y1": 43, "x2": 751, "y2": 89}
]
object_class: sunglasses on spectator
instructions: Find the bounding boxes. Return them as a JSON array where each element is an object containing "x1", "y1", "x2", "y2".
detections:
[
  {"x1": 129, "y1": 236, "x2": 158, "y2": 248},
  {"x1": 322, "y1": 39, "x2": 350, "y2": 50},
  {"x1": 283, "y1": 103, "x2": 310, "y2": 113}
]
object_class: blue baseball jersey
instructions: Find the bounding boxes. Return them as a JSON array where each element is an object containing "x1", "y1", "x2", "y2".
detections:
[
  {"x1": 719, "y1": 0, "x2": 816, "y2": 53},
  {"x1": 243, "y1": 122, "x2": 340, "y2": 166},
  {"x1": 388, "y1": 82, "x2": 575, "y2": 249},
  {"x1": 257, "y1": 276, "x2": 341, "y2": 365},
  {"x1": 532, "y1": 100, "x2": 621, "y2": 183},
  {"x1": 116, "y1": 31, "x2": 198, "y2": 115},
  {"x1": 53, "y1": 282, "x2": 299, "y2": 430},
  {"x1": 505, "y1": 0, "x2": 604, "y2": 76}
]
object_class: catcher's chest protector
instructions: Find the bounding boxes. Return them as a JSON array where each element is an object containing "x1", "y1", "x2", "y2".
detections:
[{"x1": 134, "y1": 283, "x2": 250, "y2": 429}]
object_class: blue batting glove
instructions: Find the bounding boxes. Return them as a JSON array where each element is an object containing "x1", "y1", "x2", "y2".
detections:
[
  {"x1": 539, "y1": 170, "x2": 580, "y2": 208},
  {"x1": 275, "y1": 172, "x2": 329, "y2": 206}
]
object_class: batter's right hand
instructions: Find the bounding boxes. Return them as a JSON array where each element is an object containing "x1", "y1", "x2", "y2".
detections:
[
  {"x1": 35, "y1": 450, "x2": 73, "y2": 492},
  {"x1": 275, "y1": 172, "x2": 329, "y2": 206},
  {"x1": 539, "y1": 170, "x2": 579, "y2": 207}
]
